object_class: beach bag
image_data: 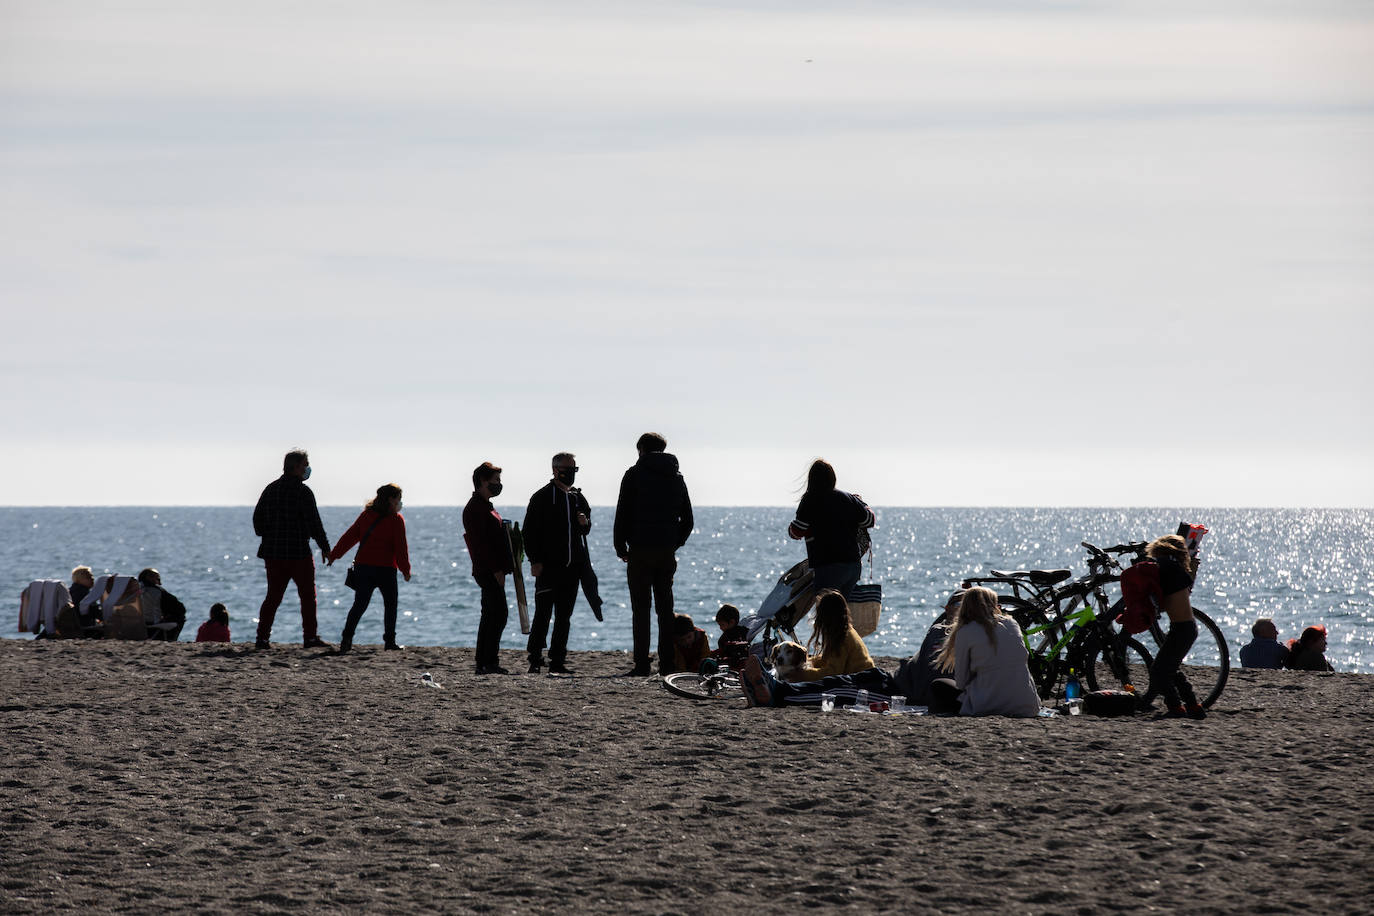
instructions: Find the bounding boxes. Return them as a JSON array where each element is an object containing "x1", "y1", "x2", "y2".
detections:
[
  {"x1": 849, "y1": 583, "x2": 883, "y2": 637},
  {"x1": 1115, "y1": 560, "x2": 1162, "y2": 635},
  {"x1": 344, "y1": 566, "x2": 358, "y2": 590},
  {"x1": 1084, "y1": 689, "x2": 1137, "y2": 717}
]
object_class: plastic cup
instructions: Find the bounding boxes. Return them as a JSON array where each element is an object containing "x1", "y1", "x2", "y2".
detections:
[
  {"x1": 820, "y1": 692, "x2": 836, "y2": 712},
  {"x1": 890, "y1": 695, "x2": 906, "y2": 713},
  {"x1": 853, "y1": 689, "x2": 869, "y2": 711}
]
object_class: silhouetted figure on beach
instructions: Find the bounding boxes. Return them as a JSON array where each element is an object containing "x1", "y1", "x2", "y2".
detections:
[
  {"x1": 613, "y1": 432, "x2": 694, "y2": 677},
  {"x1": 464, "y1": 462, "x2": 513, "y2": 674},
  {"x1": 523, "y1": 453, "x2": 591, "y2": 675},
  {"x1": 1240, "y1": 618, "x2": 1289, "y2": 669},
  {"x1": 1286, "y1": 626, "x2": 1335, "y2": 672},
  {"x1": 138, "y1": 568, "x2": 187, "y2": 640},
  {"x1": 329, "y1": 483, "x2": 412, "y2": 653},
  {"x1": 787, "y1": 459, "x2": 875, "y2": 601},
  {"x1": 196, "y1": 604, "x2": 232, "y2": 643},
  {"x1": 253, "y1": 449, "x2": 332, "y2": 649}
]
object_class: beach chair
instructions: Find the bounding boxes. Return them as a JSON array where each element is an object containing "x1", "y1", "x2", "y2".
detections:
[
  {"x1": 19, "y1": 579, "x2": 72, "y2": 636},
  {"x1": 86, "y1": 576, "x2": 147, "y2": 640}
]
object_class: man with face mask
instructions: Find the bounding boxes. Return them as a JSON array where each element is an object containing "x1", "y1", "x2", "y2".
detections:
[
  {"x1": 522, "y1": 452, "x2": 592, "y2": 675},
  {"x1": 463, "y1": 461, "x2": 514, "y2": 674},
  {"x1": 252, "y1": 448, "x2": 332, "y2": 649}
]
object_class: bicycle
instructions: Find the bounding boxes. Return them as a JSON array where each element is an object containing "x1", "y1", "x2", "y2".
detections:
[{"x1": 930, "y1": 538, "x2": 1229, "y2": 709}]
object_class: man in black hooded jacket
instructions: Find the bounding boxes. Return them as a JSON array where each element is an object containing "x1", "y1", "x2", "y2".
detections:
[{"x1": 613, "y1": 432, "x2": 694, "y2": 676}]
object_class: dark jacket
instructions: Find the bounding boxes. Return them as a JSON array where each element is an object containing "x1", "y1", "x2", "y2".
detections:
[
  {"x1": 523, "y1": 483, "x2": 591, "y2": 570},
  {"x1": 613, "y1": 451, "x2": 693, "y2": 557},
  {"x1": 790, "y1": 488, "x2": 875, "y2": 566},
  {"x1": 463, "y1": 492, "x2": 513, "y2": 578},
  {"x1": 253, "y1": 475, "x2": 330, "y2": 560}
]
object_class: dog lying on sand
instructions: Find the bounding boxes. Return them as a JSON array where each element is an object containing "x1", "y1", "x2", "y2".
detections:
[{"x1": 769, "y1": 641, "x2": 809, "y2": 682}]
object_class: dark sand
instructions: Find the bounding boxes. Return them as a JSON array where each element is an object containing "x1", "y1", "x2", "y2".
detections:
[{"x1": 2, "y1": 641, "x2": 1371, "y2": 914}]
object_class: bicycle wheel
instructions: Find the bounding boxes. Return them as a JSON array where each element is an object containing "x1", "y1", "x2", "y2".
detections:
[
  {"x1": 661, "y1": 670, "x2": 744, "y2": 701},
  {"x1": 1079, "y1": 634, "x2": 1153, "y2": 695},
  {"x1": 1140, "y1": 608, "x2": 1230, "y2": 709}
]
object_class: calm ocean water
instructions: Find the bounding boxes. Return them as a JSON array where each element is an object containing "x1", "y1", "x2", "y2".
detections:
[{"x1": 4, "y1": 507, "x2": 1370, "y2": 672}]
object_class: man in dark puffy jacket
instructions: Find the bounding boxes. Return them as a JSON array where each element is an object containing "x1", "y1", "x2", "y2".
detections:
[
  {"x1": 613, "y1": 432, "x2": 694, "y2": 676},
  {"x1": 523, "y1": 452, "x2": 592, "y2": 675}
]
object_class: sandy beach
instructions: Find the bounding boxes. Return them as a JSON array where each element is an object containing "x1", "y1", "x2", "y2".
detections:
[{"x1": 2, "y1": 640, "x2": 1370, "y2": 914}]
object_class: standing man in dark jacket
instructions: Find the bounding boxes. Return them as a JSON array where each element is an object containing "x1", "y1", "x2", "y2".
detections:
[
  {"x1": 463, "y1": 461, "x2": 513, "y2": 674},
  {"x1": 523, "y1": 452, "x2": 591, "y2": 675},
  {"x1": 253, "y1": 448, "x2": 333, "y2": 649},
  {"x1": 613, "y1": 432, "x2": 694, "y2": 677}
]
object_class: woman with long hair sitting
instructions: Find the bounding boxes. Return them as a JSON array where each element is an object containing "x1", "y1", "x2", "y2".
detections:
[
  {"x1": 327, "y1": 483, "x2": 412, "y2": 653},
  {"x1": 929, "y1": 586, "x2": 1040, "y2": 717},
  {"x1": 741, "y1": 590, "x2": 894, "y2": 708}
]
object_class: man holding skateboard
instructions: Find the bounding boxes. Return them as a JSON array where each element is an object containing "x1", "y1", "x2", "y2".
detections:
[
  {"x1": 613, "y1": 432, "x2": 694, "y2": 677},
  {"x1": 463, "y1": 461, "x2": 513, "y2": 674},
  {"x1": 522, "y1": 452, "x2": 592, "y2": 675}
]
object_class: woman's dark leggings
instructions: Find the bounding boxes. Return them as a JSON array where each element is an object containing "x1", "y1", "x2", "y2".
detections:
[
  {"x1": 1149, "y1": 618, "x2": 1199, "y2": 708},
  {"x1": 341, "y1": 564, "x2": 399, "y2": 645}
]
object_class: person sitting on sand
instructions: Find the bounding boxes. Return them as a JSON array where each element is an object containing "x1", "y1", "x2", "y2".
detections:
[
  {"x1": 672, "y1": 614, "x2": 711, "y2": 673},
  {"x1": 892, "y1": 587, "x2": 964, "y2": 708},
  {"x1": 926, "y1": 587, "x2": 1040, "y2": 717},
  {"x1": 1285, "y1": 626, "x2": 1335, "y2": 672},
  {"x1": 69, "y1": 565, "x2": 102, "y2": 630},
  {"x1": 139, "y1": 568, "x2": 187, "y2": 641},
  {"x1": 712, "y1": 604, "x2": 750, "y2": 668},
  {"x1": 1240, "y1": 618, "x2": 1289, "y2": 669},
  {"x1": 196, "y1": 604, "x2": 232, "y2": 643},
  {"x1": 795, "y1": 589, "x2": 875, "y2": 680}
]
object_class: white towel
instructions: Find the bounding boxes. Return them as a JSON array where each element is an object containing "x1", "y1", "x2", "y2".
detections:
[{"x1": 19, "y1": 579, "x2": 71, "y2": 633}]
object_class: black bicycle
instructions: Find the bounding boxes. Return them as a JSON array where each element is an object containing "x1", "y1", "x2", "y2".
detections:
[{"x1": 929, "y1": 539, "x2": 1229, "y2": 709}]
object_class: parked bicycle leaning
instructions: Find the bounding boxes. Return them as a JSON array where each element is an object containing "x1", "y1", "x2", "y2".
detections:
[{"x1": 328, "y1": 483, "x2": 411, "y2": 653}]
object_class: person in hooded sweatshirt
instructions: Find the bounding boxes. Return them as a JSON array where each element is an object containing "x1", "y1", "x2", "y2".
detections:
[{"x1": 613, "y1": 432, "x2": 694, "y2": 677}]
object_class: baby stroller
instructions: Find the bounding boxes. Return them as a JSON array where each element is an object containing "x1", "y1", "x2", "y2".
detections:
[{"x1": 661, "y1": 560, "x2": 817, "y2": 700}]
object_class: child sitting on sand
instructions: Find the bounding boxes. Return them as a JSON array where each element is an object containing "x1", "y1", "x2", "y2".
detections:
[
  {"x1": 672, "y1": 614, "x2": 711, "y2": 673},
  {"x1": 195, "y1": 604, "x2": 232, "y2": 643},
  {"x1": 712, "y1": 604, "x2": 750, "y2": 668}
]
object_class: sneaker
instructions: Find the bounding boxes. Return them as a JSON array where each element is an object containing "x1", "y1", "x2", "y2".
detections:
[
  {"x1": 1186, "y1": 703, "x2": 1207, "y2": 720},
  {"x1": 548, "y1": 663, "x2": 573, "y2": 675},
  {"x1": 384, "y1": 642, "x2": 404, "y2": 651},
  {"x1": 741, "y1": 656, "x2": 773, "y2": 708},
  {"x1": 304, "y1": 636, "x2": 332, "y2": 649},
  {"x1": 255, "y1": 639, "x2": 271, "y2": 650},
  {"x1": 337, "y1": 641, "x2": 351, "y2": 654},
  {"x1": 527, "y1": 660, "x2": 542, "y2": 674},
  {"x1": 615, "y1": 666, "x2": 652, "y2": 678},
  {"x1": 477, "y1": 665, "x2": 510, "y2": 675}
]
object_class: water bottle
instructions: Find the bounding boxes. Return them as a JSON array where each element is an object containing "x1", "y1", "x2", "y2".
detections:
[{"x1": 1065, "y1": 670, "x2": 1082, "y2": 701}]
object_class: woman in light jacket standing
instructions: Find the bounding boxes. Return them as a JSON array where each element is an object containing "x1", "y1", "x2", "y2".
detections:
[{"x1": 328, "y1": 483, "x2": 411, "y2": 653}]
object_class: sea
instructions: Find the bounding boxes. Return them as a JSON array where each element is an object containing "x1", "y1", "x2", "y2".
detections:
[{"x1": 4, "y1": 507, "x2": 1371, "y2": 673}]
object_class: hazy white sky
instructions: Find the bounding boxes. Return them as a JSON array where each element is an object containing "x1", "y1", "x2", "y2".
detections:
[{"x1": 3, "y1": 1, "x2": 1371, "y2": 506}]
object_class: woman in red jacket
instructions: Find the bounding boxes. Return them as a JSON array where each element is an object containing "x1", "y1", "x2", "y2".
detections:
[{"x1": 328, "y1": 483, "x2": 412, "y2": 652}]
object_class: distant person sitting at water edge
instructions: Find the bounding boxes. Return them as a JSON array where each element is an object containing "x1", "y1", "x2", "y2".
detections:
[
  {"x1": 613, "y1": 432, "x2": 694, "y2": 677},
  {"x1": 138, "y1": 568, "x2": 187, "y2": 640},
  {"x1": 464, "y1": 462, "x2": 513, "y2": 675},
  {"x1": 1286, "y1": 626, "x2": 1335, "y2": 672},
  {"x1": 928, "y1": 587, "x2": 1040, "y2": 717},
  {"x1": 788, "y1": 459, "x2": 875, "y2": 600},
  {"x1": 253, "y1": 448, "x2": 333, "y2": 650},
  {"x1": 196, "y1": 604, "x2": 232, "y2": 643},
  {"x1": 329, "y1": 483, "x2": 412, "y2": 653},
  {"x1": 1240, "y1": 618, "x2": 1289, "y2": 669},
  {"x1": 69, "y1": 566, "x2": 101, "y2": 630}
]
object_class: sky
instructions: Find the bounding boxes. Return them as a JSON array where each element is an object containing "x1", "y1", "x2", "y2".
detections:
[{"x1": 2, "y1": 1, "x2": 1371, "y2": 507}]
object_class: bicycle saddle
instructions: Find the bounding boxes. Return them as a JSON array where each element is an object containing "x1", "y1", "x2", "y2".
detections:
[{"x1": 989, "y1": 568, "x2": 1072, "y2": 586}]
